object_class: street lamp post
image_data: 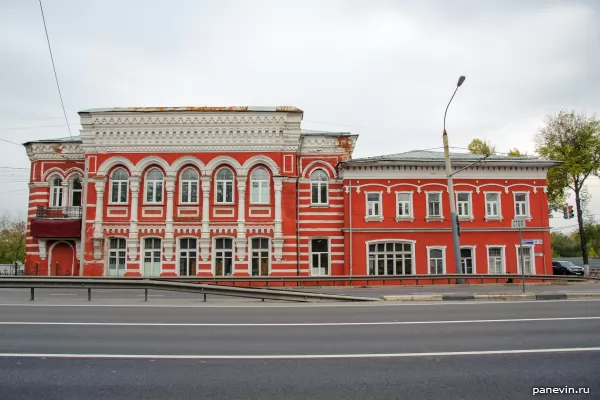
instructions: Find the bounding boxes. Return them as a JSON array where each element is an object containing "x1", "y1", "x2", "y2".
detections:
[{"x1": 443, "y1": 76, "x2": 466, "y2": 284}]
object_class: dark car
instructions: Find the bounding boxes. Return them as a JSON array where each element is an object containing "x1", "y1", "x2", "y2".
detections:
[{"x1": 552, "y1": 260, "x2": 585, "y2": 276}]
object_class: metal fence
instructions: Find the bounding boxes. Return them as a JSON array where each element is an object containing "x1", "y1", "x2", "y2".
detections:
[{"x1": 36, "y1": 206, "x2": 82, "y2": 219}]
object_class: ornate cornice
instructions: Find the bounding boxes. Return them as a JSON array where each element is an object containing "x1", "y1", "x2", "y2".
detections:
[{"x1": 25, "y1": 142, "x2": 84, "y2": 162}]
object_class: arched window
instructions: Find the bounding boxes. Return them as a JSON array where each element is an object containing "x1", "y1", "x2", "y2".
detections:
[
  {"x1": 250, "y1": 167, "x2": 270, "y2": 204},
  {"x1": 50, "y1": 177, "x2": 63, "y2": 207},
  {"x1": 110, "y1": 168, "x2": 129, "y2": 203},
  {"x1": 215, "y1": 168, "x2": 234, "y2": 204},
  {"x1": 145, "y1": 168, "x2": 164, "y2": 203},
  {"x1": 310, "y1": 169, "x2": 328, "y2": 205},
  {"x1": 70, "y1": 178, "x2": 82, "y2": 207},
  {"x1": 180, "y1": 168, "x2": 199, "y2": 204}
]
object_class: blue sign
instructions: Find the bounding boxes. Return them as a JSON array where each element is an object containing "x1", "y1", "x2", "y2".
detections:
[{"x1": 521, "y1": 240, "x2": 535, "y2": 245}]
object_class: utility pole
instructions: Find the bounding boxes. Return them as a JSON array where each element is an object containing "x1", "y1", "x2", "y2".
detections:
[{"x1": 443, "y1": 76, "x2": 466, "y2": 283}]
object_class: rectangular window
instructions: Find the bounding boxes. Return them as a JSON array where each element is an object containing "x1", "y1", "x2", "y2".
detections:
[
  {"x1": 366, "y1": 193, "x2": 381, "y2": 217},
  {"x1": 396, "y1": 192, "x2": 412, "y2": 217},
  {"x1": 111, "y1": 182, "x2": 128, "y2": 203},
  {"x1": 514, "y1": 193, "x2": 529, "y2": 217},
  {"x1": 216, "y1": 181, "x2": 233, "y2": 203},
  {"x1": 251, "y1": 238, "x2": 270, "y2": 276},
  {"x1": 146, "y1": 182, "x2": 163, "y2": 203},
  {"x1": 485, "y1": 193, "x2": 500, "y2": 217},
  {"x1": 143, "y1": 238, "x2": 161, "y2": 276},
  {"x1": 428, "y1": 248, "x2": 444, "y2": 274},
  {"x1": 488, "y1": 247, "x2": 504, "y2": 274},
  {"x1": 457, "y1": 192, "x2": 471, "y2": 217},
  {"x1": 311, "y1": 182, "x2": 328, "y2": 205},
  {"x1": 71, "y1": 191, "x2": 82, "y2": 207},
  {"x1": 517, "y1": 246, "x2": 533, "y2": 274},
  {"x1": 179, "y1": 238, "x2": 197, "y2": 276},
  {"x1": 427, "y1": 193, "x2": 441, "y2": 217},
  {"x1": 311, "y1": 238, "x2": 329, "y2": 276},
  {"x1": 460, "y1": 248, "x2": 474, "y2": 274},
  {"x1": 368, "y1": 242, "x2": 413, "y2": 276},
  {"x1": 214, "y1": 238, "x2": 234, "y2": 276},
  {"x1": 108, "y1": 238, "x2": 126, "y2": 277},
  {"x1": 251, "y1": 182, "x2": 269, "y2": 204},
  {"x1": 51, "y1": 186, "x2": 63, "y2": 207}
]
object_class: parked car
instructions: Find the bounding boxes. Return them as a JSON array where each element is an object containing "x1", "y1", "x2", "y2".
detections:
[{"x1": 552, "y1": 260, "x2": 585, "y2": 276}]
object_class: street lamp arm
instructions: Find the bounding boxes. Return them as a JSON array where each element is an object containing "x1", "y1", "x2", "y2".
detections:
[
  {"x1": 449, "y1": 155, "x2": 490, "y2": 177},
  {"x1": 443, "y1": 86, "x2": 459, "y2": 132}
]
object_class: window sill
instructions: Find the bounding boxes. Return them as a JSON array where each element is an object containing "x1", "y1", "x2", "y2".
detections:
[
  {"x1": 214, "y1": 203, "x2": 235, "y2": 206},
  {"x1": 425, "y1": 217, "x2": 445, "y2": 222},
  {"x1": 179, "y1": 202, "x2": 200, "y2": 206},
  {"x1": 143, "y1": 203, "x2": 164, "y2": 206},
  {"x1": 485, "y1": 216, "x2": 504, "y2": 222},
  {"x1": 364, "y1": 216, "x2": 384, "y2": 222},
  {"x1": 458, "y1": 216, "x2": 474, "y2": 222},
  {"x1": 108, "y1": 202, "x2": 130, "y2": 206},
  {"x1": 514, "y1": 215, "x2": 532, "y2": 221},
  {"x1": 310, "y1": 204, "x2": 330, "y2": 208},
  {"x1": 249, "y1": 203, "x2": 272, "y2": 206},
  {"x1": 395, "y1": 217, "x2": 415, "y2": 222}
]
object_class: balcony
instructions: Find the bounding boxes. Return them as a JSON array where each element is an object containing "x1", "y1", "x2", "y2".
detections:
[
  {"x1": 31, "y1": 206, "x2": 82, "y2": 238},
  {"x1": 36, "y1": 206, "x2": 82, "y2": 219}
]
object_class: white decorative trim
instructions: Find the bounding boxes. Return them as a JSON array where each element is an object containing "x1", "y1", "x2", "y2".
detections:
[
  {"x1": 486, "y1": 244, "x2": 507, "y2": 274},
  {"x1": 460, "y1": 245, "x2": 477, "y2": 274},
  {"x1": 515, "y1": 244, "x2": 536, "y2": 274},
  {"x1": 92, "y1": 238, "x2": 104, "y2": 260},
  {"x1": 272, "y1": 238, "x2": 284, "y2": 261},
  {"x1": 177, "y1": 207, "x2": 200, "y2": 217},
  {"x1": 107, "y1": 207, "x2": 129, "y2": 217},
  {"x1": 37, "y1": 239, "x2": 47, "y2": 260},
  {"x1": 213, "y1": 207, "x2": 235, "y2": 217},
  {"x1": 246, "y1": 226, "x2": 274, "y2": 234},
  {"x1": 249, "y1": 207, "x2": 272, "y2": 217},
  {"x1": 142, "y1": 207, "x2": 164, "y2": 218},
  {"x1": 97, "y1": 156, "x2": 136, "y2": 176},
  {"x1": 283, "y1": 154, "x2": 294, "y2": 173},
  {"x1": 139, "y1": 226, "x2": 166, "y2": 234},
  {"x1": 302, "y1": 160, "x2": 337, "y2": 178},
  {"x1": 210, "y1": 226, "x2": 237, "y2": 234},
  {"x1": 241, "y1": 155, "x2": 280, "y2": 175},
  {"x1": 174, "y1": 226, "x2": 202, "y2": 234},
  {"x1": 25, "y1": 142, "x2": 84, "y2": 162},
  {"x1": 206, "y1": 156, "x2": 243, "y2": 175},
  {"x1": 426, "y1": 245, "x2": 447, "y2": 274},
  {"x1": 235, "y1": 238, "x2": 247, "y2": 261}
]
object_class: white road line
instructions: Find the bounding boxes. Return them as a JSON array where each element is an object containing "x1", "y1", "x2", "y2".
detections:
[
  {"x1": 1, "y1": 316, "x2": 599, "y2": 327},
  {"x1": 0, "y1": 348, "x2": 599, "y2": 360},
  {"x1": 0, "y1": 299, "x2": 599, "y2": 308},
  {"x1": 48, "y1": 294, "x2": 77, "y2": 296}
]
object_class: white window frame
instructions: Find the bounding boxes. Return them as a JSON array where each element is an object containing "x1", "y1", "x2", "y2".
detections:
[
  {"x1": 177, "y1": 237, "x2": 198, "y2": 277},
  {"x1": 460, "y1": 246, "x2": 476, "y2": 274},
  {"x1": 427, "y1": 246, "x2": 446, "y2": 274},
  {"x1": 395, "y1": 191, "x2": 414, "y2": 221},
  {"x1": 484, "y1": 191, "x2": 502, "y2": 220},
  {"x1": 109, "y1": 168, "x2": 129, "y2": 204},
  {"x1": 515, "y1": 245, "x2": 535, "y2": 274},
  {"x1": 142, "y1": 237, "x2": 162, "y2": 277},
  {"x1": 310, "y1": 237, "x2": 330, "y2": 276},
  {"x1": 215, "y1": 167, "x2": 235, "y2": 204},
  {"x1": 366, "y1": 240, "x2": 415, "y2": 276},
  {"x1": 50, "y1": 177, "x2": 63, "y2": 207},
  {"x1": 250, "y1": 168, "x2": 270, "y2": 205},
  {"x1": 486, "y1": 245, "x2": 506, "y2": 274},
  {"x1": 249, "y1": 237, "x2": 271, "y2": 276},
  {"x1": 70, "y1": 178, "x2": 83, "y2": 207},
  {"x1": 456, "y1": 191, "x2": 473, "y2": 220},
  {"x1": 310, "y1": 169, "x2": 329, "y2": 206},
  {"x1": 106, "y1": 237, "x2": 127, "y2": 277},
  {"x1": 144, "y1": 168, "x2": 164, "y2": 205},
  {"x1": 179, "y1": 168, "x2": 199, "y2": 204},
  {"x1": 365, "y1": 191, "x2": 383, "y2": 222},
  {"x1": 426, "y1": 191, "x2": 443, "y2": 220},
  {"x1": 213, "y1": 237, "x2": 235, "y2": 276},
  {"x1": 513, "y1": 192, "x2": 530, "y2": 218}
]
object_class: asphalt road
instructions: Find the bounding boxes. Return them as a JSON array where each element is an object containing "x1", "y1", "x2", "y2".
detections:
[{"x1": 1, "y1": 300, "x2": 599, "y2": 399}]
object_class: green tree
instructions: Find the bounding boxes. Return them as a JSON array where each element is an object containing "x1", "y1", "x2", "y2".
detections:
[
  {"x1": 0, "y1": 215, "x2": 26, "y2": 264},
  {"x1": 535, "y1": 110, "x2": 600, "y2": 266},
  {"x1": 508, "y1": 148, "x2": 521, "y2": 157},
  {"x1": 467, "y1": 138, "x2": 496, "y2": 156},
  {"x1": 550, "y1": 231, "x2": 580, "y2": 257}
]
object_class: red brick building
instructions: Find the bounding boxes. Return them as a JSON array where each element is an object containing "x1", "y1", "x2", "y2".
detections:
[{"x1": 23, "y1": 106, "x2": 557, "y2": 277}]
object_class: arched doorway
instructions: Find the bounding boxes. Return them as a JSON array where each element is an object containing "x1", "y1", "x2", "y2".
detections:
[{"x1": 49, "y1": 242, "x2": 75, "y2": 276}]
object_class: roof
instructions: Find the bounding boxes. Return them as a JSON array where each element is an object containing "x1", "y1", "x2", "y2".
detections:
[
  {"x1": 22, "y1": 136, "x2": 81, "y2": 146},
  {"x1": 342, "y1": 150, "x2": 559, "y2": 166},
  {"x1": 78, "y1": 106, "x2": 303, "y2": 114}
]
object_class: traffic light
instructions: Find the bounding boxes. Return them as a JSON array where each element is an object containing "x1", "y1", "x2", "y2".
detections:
[
  {"x1": 562, "y1": 204, "x2": 569, "y2": 219},
  {"x1": 568, "y1": 205, "x2": 575, "y2": 219},
  {"x1": 456, "y1": 215, "x2": 460, "y2": 236}
]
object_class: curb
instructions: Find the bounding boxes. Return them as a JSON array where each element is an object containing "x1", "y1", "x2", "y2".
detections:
[{"x1": 382, "y1": 292, "x2": 600, "y2": 302}]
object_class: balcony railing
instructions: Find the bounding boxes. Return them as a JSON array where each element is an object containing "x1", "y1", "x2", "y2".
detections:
[{"x1": 36, "y1": 206, "x2": 82, "y2": 219}]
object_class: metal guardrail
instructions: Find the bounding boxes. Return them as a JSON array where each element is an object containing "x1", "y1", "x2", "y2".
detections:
[
  {"x1": 155, "y1": 273, "x2": 599, "y2": 287},
  {"x1": 0, "y1": 278, "x2": 379, "y2": 302}
]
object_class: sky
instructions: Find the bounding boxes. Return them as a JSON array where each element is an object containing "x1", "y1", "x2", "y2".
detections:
[{"x1": 0, "y1": 0, "x2": 599, "y2": 232}]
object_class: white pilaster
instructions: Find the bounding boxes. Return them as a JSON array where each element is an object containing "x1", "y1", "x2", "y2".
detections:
[
  {"x1": 273, "y1": 177, "x2": 284, "y2": 262},
  {"x1": 127, "y1": 177, "x2": 141, "y2": 260},
  {"x1": 93, "y1": 179, "x2": 106, "y2": 238},
  {"x1": 164, "y1": 176, "x2": 176, "y2": 261},
  {"x1": 199, "y1": 176, "x2": 211, "y2": 262},
  {"x1": 61, "y1": 181, "x2": 69, "y2": 207},
  {"x1": 236, "y1": 177, "x2": 247, "y2": 261}
]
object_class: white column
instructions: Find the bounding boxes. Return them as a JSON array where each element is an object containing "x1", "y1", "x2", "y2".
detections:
[
  {"x1": 273, "y1": 177, "x2": 284, "y2": 261},
  {"x1": 199, "y1": 176, "x2": 211, "y2": 261},
  {"x1": 127, "y1": 177, "x2": 141, "y2": 260},
  {"x1": 236, "y1": 176, "x2": 247, "y2": 261},
  {"x1": 61, "y1": 181, "x2": 69, "y2": 207},
  {"x1": 164, "y1": 176, "x2": 176, "y2": 262},
  {"x1": 93, "y1": 179, "x2": 105, "y2": 238}
]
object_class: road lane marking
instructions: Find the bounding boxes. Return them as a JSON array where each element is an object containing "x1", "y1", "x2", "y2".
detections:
[
  {"x1": 49, "y1": 294, "x2": 77, "y2": 296},
  {"x1": 1, "y1": 316, "x2": 599, "y2": 327},
  {"x1": 0, "y1": 298, "x2": 599, "y2": 308},
  {"x1": 0, "y1": 348, "x2": 599, "y2": 359}
]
